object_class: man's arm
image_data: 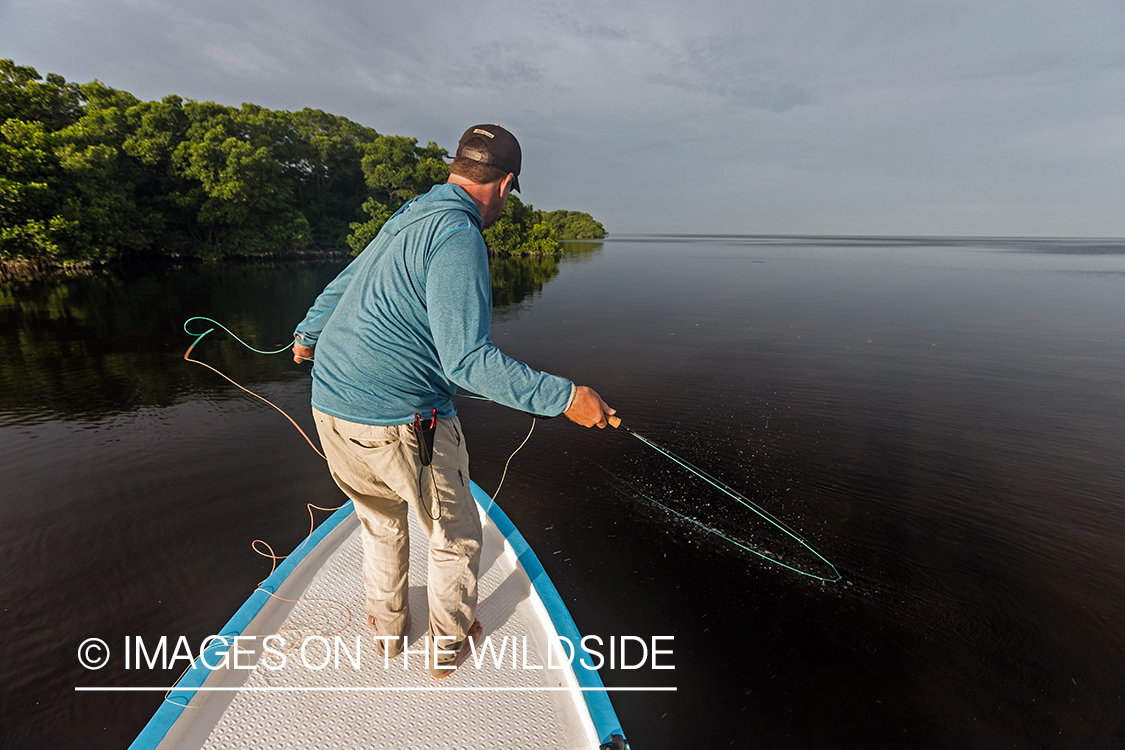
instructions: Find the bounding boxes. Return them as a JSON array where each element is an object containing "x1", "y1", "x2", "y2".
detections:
[
  {"x1": 291, "y1": 256, "x2": 362, "y2": 363},
  {"x1": 427, "y1": 232, "x2": 613, "y2": 424}
]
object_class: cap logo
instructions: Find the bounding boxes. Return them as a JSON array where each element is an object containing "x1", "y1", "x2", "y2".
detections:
[{"x1": 473, "y1": 128, "x2": 495, "y2": 138}]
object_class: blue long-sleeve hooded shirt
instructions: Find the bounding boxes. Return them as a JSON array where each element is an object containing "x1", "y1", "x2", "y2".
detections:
[{"x1": 293, "y1": 182, "x2": 575, "y2": 426}]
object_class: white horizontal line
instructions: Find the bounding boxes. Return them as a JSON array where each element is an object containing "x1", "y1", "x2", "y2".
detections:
[{"x1": 75, "y1": 686, "x2": 676, "y2": 692}]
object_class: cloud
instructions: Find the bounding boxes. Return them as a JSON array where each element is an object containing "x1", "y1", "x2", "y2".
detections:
[
  {"x1": 645, "y1": 33, "x2": 813, "y2": 112},
  {"x1": 1, "y1": 0, "x2": 1124, "y2": 234},
  {"x1": 955, "y1": 49, "x2": 1070, "y2": 80},
  {"x1": 540, "y1": 3, "x2": 633, "y2": 41}
]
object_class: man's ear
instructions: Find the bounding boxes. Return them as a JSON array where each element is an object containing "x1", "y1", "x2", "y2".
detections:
[{"x1": 499, "y1": 172, "x2": 515, "y2": 198}]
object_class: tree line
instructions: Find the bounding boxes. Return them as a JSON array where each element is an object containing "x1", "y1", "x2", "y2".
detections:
[{"x1": 0, "y1": 59, "x2": 605, "y2": 265}]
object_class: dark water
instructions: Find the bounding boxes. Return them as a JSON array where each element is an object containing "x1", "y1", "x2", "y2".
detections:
[{"x1": 3, "y1": 237, "x2": 1125, "y2": 749}]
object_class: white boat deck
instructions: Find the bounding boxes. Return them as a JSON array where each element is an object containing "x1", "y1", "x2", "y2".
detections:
[{"x1": 148, "y1": 490, "x2": 602, "y2": 749}]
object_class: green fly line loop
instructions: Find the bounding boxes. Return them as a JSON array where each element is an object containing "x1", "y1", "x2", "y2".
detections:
[
  {"x1": 635, "y1": 488, "x2": 839, "y2": 582},
  {"x1": 609, "y1": 421, "x2": 841, "y2": 583},
  {"x1": 183, "y1": 316, "x2": 296, "y2": 356}
]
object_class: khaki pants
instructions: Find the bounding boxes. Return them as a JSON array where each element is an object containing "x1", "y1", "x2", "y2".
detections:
[{"x1": 312, "y1": 408, "x2": 481, "y2": 647}]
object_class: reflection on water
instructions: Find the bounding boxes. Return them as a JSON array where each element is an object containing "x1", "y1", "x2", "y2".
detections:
[
  {"x1": 489, "y1": 241, "x2": 603, "y2": 307},
  {"x1": 3, "y1": 237, "x2": 1125, "y2": 749},
  {"x1": 0, "y1": 262, "x2": 343, "y2": 425},
  {"x1": 0, "y1": 245, "x2": 604, "y2": 425}
]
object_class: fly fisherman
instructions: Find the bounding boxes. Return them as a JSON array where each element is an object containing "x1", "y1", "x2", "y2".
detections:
[{"x1": 291, "y1": 124, "x2": 614, "y2": 678}]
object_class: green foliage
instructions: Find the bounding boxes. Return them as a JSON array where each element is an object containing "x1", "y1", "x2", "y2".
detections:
[
  {"x1": 539, "y1": 209, "x2": 606, "y2": 239},
  {"x1": 346, "y1": 198, "x2": 393, "y2": 254},
  {"x1": 170, "y1": 102, "x2": 313, "y2": 255},
  {"x1": 482, "y1": 196, "x2": 607, "y2": 256},
  {"x1": 0, "y1": 59, "x2": 83, "y2": 130},
  {"x1": 0, "y1": 58, "x2": 602, "y2": 265},
  {"x1": 482, "y1": 195, "x2": 563, "y2": 256},
  {"x1": 0, "y1": 119, "x2": 64, "y2": 260},
  {"x1": 346, "y1": 136, "x2": 449, "y2": 254},
  {"x1": 287, "y1": 108, "x2": 378, "y2": 250}
]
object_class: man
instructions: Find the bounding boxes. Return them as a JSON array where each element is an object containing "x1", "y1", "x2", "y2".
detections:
[{"x1": 291, "y1": 124, "x2": 613, "y2": 678}]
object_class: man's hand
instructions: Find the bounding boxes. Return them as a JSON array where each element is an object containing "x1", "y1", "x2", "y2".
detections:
[
  {"x1": 293, "y1": 339, "x2": 315, "y2": 364},
  {"x1": 563, "y1": 385, "x2": 615, "y2": 428}
]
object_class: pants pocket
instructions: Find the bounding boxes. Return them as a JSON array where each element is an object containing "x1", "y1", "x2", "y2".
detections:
[{"x1": 340, "y1": 422, "x2": 401, "y2": 451}]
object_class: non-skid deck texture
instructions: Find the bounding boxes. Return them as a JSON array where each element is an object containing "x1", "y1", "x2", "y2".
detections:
[{"x1": 196, "y1": 505, "x2": 596, "y2": 750}]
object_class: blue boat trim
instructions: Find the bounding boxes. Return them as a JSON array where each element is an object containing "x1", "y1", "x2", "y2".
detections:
[
  {"x1": 472, "y1": 483, "x2": 626, "y2": 748},
  {"x1": 130, "y1": 483, "x2": 627, "y2": 749}
]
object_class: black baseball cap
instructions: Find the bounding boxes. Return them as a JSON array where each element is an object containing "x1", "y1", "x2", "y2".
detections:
[{"x1": 455, "y1": 124, "x2": 521, "y2": 192}]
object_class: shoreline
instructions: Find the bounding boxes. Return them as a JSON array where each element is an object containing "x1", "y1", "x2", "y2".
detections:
[{"x1": 1, "y1": 241, "x2": 609, "y2": 279}]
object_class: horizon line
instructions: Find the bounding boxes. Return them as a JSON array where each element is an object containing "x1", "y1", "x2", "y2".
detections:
[{"x1": 597, "y1": 232, "x2": 1125, "y2": 241}]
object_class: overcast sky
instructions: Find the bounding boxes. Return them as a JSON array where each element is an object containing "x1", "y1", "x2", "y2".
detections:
[{"x1": 3, "y1": 0, "x2": 1123, "y2": 236}]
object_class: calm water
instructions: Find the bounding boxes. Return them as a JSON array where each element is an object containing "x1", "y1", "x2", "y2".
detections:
[{"x1": 3, "y1": 237, "x2": 1125, "y2": 748}]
